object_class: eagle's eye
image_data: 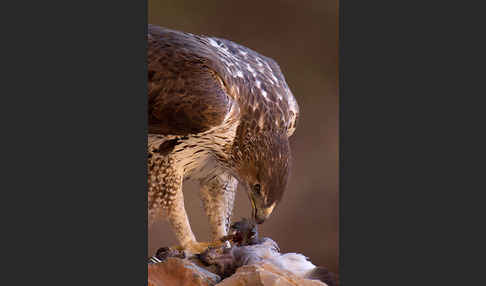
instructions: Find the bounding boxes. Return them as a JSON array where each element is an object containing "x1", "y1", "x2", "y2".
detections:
[{"x1": 253, "y1": 184, "x2": 262, "y2": 195}]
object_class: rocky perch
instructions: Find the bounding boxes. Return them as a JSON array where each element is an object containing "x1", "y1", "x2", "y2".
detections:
[
  {"x1": 148, "y1": 219, "x2": 337, "y2": 286},
  {"x1": 148, "y1": 258, "x2": 333, "y2": 286}
]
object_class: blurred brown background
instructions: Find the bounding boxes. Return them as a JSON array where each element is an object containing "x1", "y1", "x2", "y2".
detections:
[{"x1": 148, "y1": 0, "x2": 339, "y2": 275}]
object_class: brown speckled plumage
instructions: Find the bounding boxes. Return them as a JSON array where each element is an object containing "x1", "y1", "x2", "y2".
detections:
[{"x1": 147, "y1": 25, "x2": 299, "y2": 253}]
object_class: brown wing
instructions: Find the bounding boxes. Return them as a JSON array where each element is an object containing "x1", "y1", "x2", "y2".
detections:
[
  {"x1": 148, "y1": 25, "x2": 232, "y2": 136},
  {"x1": 207, "y1": 36, "x2": 300, "y2": 138}
]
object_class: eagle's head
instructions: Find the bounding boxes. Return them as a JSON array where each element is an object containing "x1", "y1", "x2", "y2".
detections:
[{"x1": 231, "y1": 129, "x2": 291, "y2": 224}]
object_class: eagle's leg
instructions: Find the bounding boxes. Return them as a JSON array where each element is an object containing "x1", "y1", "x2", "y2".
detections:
[
  {"x1": 148, "y1": 158, "x2": 201, "y2": 254},
  {"x1": 165, "y1": 174, "x2": 198, "y2": 251},
  {"x1": 165, "y1": 172, "x2": 220, "y2": 255},
  {"x1": 149, "y1": 151, "x2": 221, "y2": 256},
  {"x1": 200, "y1": 173, "x2": 238, "y2": 243}
]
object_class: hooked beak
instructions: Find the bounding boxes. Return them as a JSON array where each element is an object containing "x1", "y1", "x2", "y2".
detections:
[{"x1": 251, "y1": 199, "x2": 277, "y2": 224}]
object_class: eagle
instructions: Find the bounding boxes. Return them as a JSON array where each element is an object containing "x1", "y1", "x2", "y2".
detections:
[{"x1": 148, "y1": 25, "x2": 299, "y2": 255}]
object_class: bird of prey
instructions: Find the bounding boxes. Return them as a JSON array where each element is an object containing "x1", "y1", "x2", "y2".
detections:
[{"x1": 148, "y1": 25, "x2": 299, "y2": 254}]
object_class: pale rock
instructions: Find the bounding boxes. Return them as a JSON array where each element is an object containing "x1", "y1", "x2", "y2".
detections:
[
  {"x1": 148, "y1": 258, "x2": 221, "y2": 286},
  {"x1": 216, "y1": 262, "x2": 328, "y2": 286}
]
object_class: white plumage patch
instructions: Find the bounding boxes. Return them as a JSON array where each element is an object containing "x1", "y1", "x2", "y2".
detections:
[
  {"x1": 208, "y1": 38, "x2": 219, "y2": 48},
  {"x1": 269, "y1": 253, "x2": 316, "y2": 278},
  {"x1": 256, "y1": 80, "x2": 262, "y2": 89},
  {"x1": 236, "y1": 238, "x2": 318, "y2": 279},
  {"x1": 261, "y1": 90, "x2": 268, "y2": 99}
]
